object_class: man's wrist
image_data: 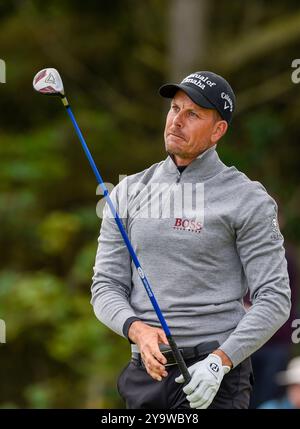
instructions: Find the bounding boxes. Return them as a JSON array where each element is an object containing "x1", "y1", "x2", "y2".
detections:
[
  {"x1": 211, "y1": 349, "x2": 233, "y2": 369},
  {"x1": 128, "y1": 320, "x2": 145, "y2": 343},
  {"x1": 123, "y1": 317, "x2": 141, "y2": 341}
]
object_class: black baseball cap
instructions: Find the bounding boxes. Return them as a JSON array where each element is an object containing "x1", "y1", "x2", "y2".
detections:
[{"x1": 159, "y1": 71, "x2": 236, "y2": 124}]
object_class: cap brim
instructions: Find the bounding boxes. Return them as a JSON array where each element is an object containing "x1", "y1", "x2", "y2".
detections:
[{"x1": 159, "y1": 83, "x2": 215, "y2": 110}]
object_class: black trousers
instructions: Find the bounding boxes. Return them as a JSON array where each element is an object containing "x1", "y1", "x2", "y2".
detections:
[{"x1": 117, "y1": 354, "x2": 253, "y2": 409}]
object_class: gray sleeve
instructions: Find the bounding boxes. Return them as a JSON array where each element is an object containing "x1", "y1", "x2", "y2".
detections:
[
  {"x1": 220, "y1": 189, "x2": 291, "y2": 367},
  {"x1": 90, "y1": 184, "x2": 138, "y2": 337}
]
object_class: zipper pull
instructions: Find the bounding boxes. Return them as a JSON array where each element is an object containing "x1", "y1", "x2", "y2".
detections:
[{"x1": 176, "y1": 172, "x2": 181, "y2": 183}]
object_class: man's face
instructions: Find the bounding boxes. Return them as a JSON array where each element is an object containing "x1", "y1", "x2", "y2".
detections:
[{"x1": 164, "y1": 90, "x2": 226, "y2": 165}]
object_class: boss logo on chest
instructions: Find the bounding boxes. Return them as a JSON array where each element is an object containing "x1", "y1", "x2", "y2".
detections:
[{"x1": 173, "y1": 218, "x2": 203, "y2": 233}]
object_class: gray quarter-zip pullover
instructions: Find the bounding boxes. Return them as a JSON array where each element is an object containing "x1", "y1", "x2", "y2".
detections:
[{"x1": 91, "y1": 145, "x2": 291, "y2": 367}]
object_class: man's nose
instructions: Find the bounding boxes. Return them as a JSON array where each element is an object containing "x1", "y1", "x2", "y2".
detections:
[{"x1": 173, "y1": 111, "x2": 184, "y2": 127}]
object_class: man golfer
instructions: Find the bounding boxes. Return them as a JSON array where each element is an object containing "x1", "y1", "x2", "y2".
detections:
[{"x1": 91, "y1": 71, "x2": 291, "y2": 409}]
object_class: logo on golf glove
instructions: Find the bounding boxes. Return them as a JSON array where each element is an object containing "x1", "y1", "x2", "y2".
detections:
[
  {"x1": 175, "y1": 353, "x2": 230, "y2": 409},
  {"x1": 209, "y1": 362, "x2": 220, "y2": 373}
]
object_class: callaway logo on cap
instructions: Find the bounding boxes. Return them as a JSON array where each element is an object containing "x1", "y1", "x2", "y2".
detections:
[{"x1": 159, "y1": 71, "x2": 236, "y2": 124}]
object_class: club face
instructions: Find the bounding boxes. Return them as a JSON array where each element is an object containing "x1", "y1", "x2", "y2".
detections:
[{"x1": 33, "y1": 68, "x2": 64, "y2": 96}]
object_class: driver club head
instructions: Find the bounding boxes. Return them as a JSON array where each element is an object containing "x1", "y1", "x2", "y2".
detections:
[{"x1": 33, "y1": 68, "x2": 64, "y2": 97}]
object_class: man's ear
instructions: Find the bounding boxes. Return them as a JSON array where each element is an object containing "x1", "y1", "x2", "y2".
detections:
[{"x1": 212, "y1": 120, "x2": 228, "y2": 144}]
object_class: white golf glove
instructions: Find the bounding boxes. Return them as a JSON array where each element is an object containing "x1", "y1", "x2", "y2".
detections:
[{"x1": 175, "y1": 353, "x2": 231, "y2": 409}]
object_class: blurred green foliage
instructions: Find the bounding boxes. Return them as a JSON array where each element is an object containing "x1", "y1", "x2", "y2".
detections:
[{"x1": 0, "y1": 0, "x2": 300, "y2": 408}]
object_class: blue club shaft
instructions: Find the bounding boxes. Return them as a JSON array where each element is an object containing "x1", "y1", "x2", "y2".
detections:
[{"x1": 64, "y1": 102, "x2": 191, "y2": 383}]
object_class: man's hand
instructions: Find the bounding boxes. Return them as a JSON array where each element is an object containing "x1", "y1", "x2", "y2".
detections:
[
  {"x1": 128, "y1": 321, "x2": 169, "y2": 381},
  {"x1": 175, "y1": 353, "x2": 231, "y2": 409}
]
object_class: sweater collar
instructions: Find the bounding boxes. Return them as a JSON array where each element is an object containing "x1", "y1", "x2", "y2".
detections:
[{"x1": 162, "y1": 144, "x2": 225, "y2": 180}]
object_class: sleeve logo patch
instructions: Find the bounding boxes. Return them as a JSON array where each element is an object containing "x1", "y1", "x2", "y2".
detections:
[{"x1": 270, "y1": 217, "x2": 282, "y2": 241}]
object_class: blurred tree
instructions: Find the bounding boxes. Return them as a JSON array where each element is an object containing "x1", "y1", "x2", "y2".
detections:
[{"x1": 168, "y1": 0, "x2": 210, "y2": 80}]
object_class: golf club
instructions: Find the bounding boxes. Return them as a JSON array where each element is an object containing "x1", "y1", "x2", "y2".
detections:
[{"x1": 33, "y1": 68, "x2": 191, "y2": 383}]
